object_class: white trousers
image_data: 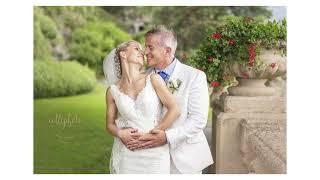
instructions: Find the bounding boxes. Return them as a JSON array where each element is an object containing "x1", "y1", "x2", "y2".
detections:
[{"x1": 170, "y1": 157, "x2": 202, "y2": 174}]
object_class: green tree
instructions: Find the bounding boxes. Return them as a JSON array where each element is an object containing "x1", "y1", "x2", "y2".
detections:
[
  {"x1": 154, "y1": 6, "x2": 272, "y2": 53},
  {"x1": 34, "y1": 6, "x2": 122, "y2": 61},
  {"x1": 102, "y1": 6, "x2": 161, "y2": 33},
  {"x1": 101, "y1": 6, "x2": 272, "y2": 60}
]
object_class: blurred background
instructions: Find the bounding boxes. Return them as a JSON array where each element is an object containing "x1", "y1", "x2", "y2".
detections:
[{"x1": 33, "y1": 6, "x2": 286, "y2": 174}]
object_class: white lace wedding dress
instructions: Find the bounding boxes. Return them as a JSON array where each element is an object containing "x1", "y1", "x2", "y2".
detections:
[{"x1": 109, "y1": 74, "x2": 170, "y2": 174}]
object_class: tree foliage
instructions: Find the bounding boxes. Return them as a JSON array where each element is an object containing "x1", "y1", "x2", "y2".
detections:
[
  {"x1": 153, "y1": 7, "x2": 272, "y2": 52},
  {"x1": 69, "y1": 22, "x2": 131, "y2": 76},
  {"x1": 101, "y1": 6, "x2": 272, "y2": 60}
]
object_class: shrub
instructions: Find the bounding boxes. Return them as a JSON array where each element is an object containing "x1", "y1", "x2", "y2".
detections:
[
  {"x1": 34, "y1": 60, "x2": 96, "y2": 98},
  {"x1": 34, "y1": 7, "x2": 59, "y2": 40},
  {"x1": 34, "y1": 22, "x2": 52, "y2": 60},
  {"x1": 33, "y1": 6, "x2": 61, "y2": 60},
  {"x1": 69, "y1": 21, "x2": 131, "y2": 75}
]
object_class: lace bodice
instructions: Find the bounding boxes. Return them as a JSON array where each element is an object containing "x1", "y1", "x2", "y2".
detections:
[{"x1": 110, "y1": 74, "x2": 162, "y2": 133}]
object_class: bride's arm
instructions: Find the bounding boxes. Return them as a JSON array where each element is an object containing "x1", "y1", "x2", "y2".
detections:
[
  {"x1": 106, "y1": 88, "x2": 140, "y2": 144},
  {"x1": 106, "y1": 87, "x2": 119, "y2": 136},
  {"x1": 150, "y1": 74, "x2": 181, "y2": 131}
]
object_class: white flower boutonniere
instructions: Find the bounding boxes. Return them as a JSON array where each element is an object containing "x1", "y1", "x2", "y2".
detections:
[{"x1": 167, "y1": 78, "x2": 182, "y2": 94}]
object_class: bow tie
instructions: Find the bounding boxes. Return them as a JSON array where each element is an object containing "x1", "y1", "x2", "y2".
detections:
[{"x1": 157, "y1": 71, "x2": 170, "y2": 81}]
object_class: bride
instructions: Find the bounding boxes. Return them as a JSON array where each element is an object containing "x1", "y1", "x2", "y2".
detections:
[{"x1": 103, "y1": 40, "x2": 180, "y2": 173}]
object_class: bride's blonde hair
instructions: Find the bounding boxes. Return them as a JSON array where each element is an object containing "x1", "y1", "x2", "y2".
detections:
[{"x1": 114, "y1": 40, "x2": 140, "y2": 79}]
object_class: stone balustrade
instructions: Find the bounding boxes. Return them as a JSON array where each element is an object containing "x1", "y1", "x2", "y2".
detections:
[
  {"x1": 212, "y1": 94, "x2": 286, "y2": 174},
  {"x1": 239, "y1": 118, "x2": 286, "y2": 173}
]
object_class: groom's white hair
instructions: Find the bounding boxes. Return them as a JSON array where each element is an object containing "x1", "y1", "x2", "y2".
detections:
[{"x1": 145, "y1": 25, "x2": 177, "y2": 56}]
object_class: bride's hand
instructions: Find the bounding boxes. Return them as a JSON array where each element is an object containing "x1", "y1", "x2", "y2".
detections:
[
  {"x1": 117, "y1": 128, "x2": 141, "y2": 145},
  {"x1": 126, "y1": 133, "x2": 151, "y2": 151}
]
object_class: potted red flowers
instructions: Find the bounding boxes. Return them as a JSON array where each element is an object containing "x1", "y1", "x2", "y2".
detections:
[{"x1": 189, "y1": 16, "x2": 287, "y2": 97}]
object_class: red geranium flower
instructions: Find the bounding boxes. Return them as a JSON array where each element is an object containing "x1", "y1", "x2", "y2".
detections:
[
  {"x1": 248, "y1": 43, "x2": 256, "y2": 65},
  {"x1": 211, "y1": 81, "x2": 220, "y2": 87},
  {"x1": 211, "y1": 33, "x2": 221, "y2": 40},
  {"x1": 270, "y1": 63, "x2": 276, "y2": 69},
  {"x1": 228, "y1": 39, "x2": 236, "y2": 45}
]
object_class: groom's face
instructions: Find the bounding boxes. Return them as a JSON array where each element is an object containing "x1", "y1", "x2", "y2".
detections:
[{"x1": 145, "y1": 35, "x2": 166, "y2": 68}]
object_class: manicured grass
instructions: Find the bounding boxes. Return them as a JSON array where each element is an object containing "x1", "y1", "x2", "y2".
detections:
[
  {"x1": 34, "y1": 83, "x2": 112, "y2": 174},
  {"x1": 34, "y1": 82, "x2": 213, "y2": 173}
]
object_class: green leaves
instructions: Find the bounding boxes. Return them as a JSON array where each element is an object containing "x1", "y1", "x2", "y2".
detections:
[
  {"x1": 189, "y1": 16, "x2": 287, "y2": 89},
  {"x1": 34, "y1": 7, "x2": 62, "y2": 61},
  {"x1": 69, "y1": 21, "x2": 131, "y2": 76}
]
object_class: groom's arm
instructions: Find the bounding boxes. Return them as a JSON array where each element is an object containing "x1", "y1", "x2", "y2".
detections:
[
  {"x1": 126, "y1": 74, "x2": 181, "y2": 150},
  {"x1": 165, "y1": 71, "x2": 209, "y2": 149},
  {"x1": 128, "y1": 71, "x2": 209, "y2": 150}
]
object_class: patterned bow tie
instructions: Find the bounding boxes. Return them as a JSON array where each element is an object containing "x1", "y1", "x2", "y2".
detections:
[{"x1": 157, "y1": 71, "x2": 170, "y2": 81}]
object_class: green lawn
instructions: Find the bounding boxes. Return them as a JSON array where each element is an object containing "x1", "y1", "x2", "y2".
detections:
[
  {"x1": 34, "y1": 83, "x2": 213, "y2": 174},
  {"x1": 34, "y1": 83, "x2": 112, "y2": 174}
]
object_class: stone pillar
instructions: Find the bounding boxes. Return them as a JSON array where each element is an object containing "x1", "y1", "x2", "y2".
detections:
[{"x1": 212, "y1": 79, "x2": 286, "y2": 174}]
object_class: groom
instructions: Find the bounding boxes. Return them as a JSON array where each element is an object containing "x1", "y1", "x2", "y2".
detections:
[{"x1": 126, "y1": 25, "x2": 213, "y2": 174}]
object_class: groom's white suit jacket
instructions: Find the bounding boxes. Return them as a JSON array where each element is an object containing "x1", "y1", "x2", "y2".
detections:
[{"x1": 148, "y1": 59, "x2": 214, "y2": 173}]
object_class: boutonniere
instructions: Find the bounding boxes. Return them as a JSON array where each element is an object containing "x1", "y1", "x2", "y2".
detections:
[{"x1": 167, "y1": 78, "x2": 182, "y2": 94}]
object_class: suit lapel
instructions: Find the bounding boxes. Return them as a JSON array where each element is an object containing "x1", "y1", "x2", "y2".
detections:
[{"x1": 169, "y1": 59, "x2": 182, "y2": 81}]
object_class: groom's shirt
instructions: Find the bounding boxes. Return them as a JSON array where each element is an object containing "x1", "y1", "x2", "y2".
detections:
[{"x1": 154, "y1": 57, "x2": 177, "y2": 83}]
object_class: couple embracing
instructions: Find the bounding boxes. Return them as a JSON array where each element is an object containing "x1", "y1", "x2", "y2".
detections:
[{"x1": 104, "y1": 25, "x2": 213, "y2": 174}]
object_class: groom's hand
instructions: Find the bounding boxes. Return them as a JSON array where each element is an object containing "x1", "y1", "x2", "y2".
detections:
[{"x1": 128, "y1": 129, "x2": 167, "y2": 150}]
